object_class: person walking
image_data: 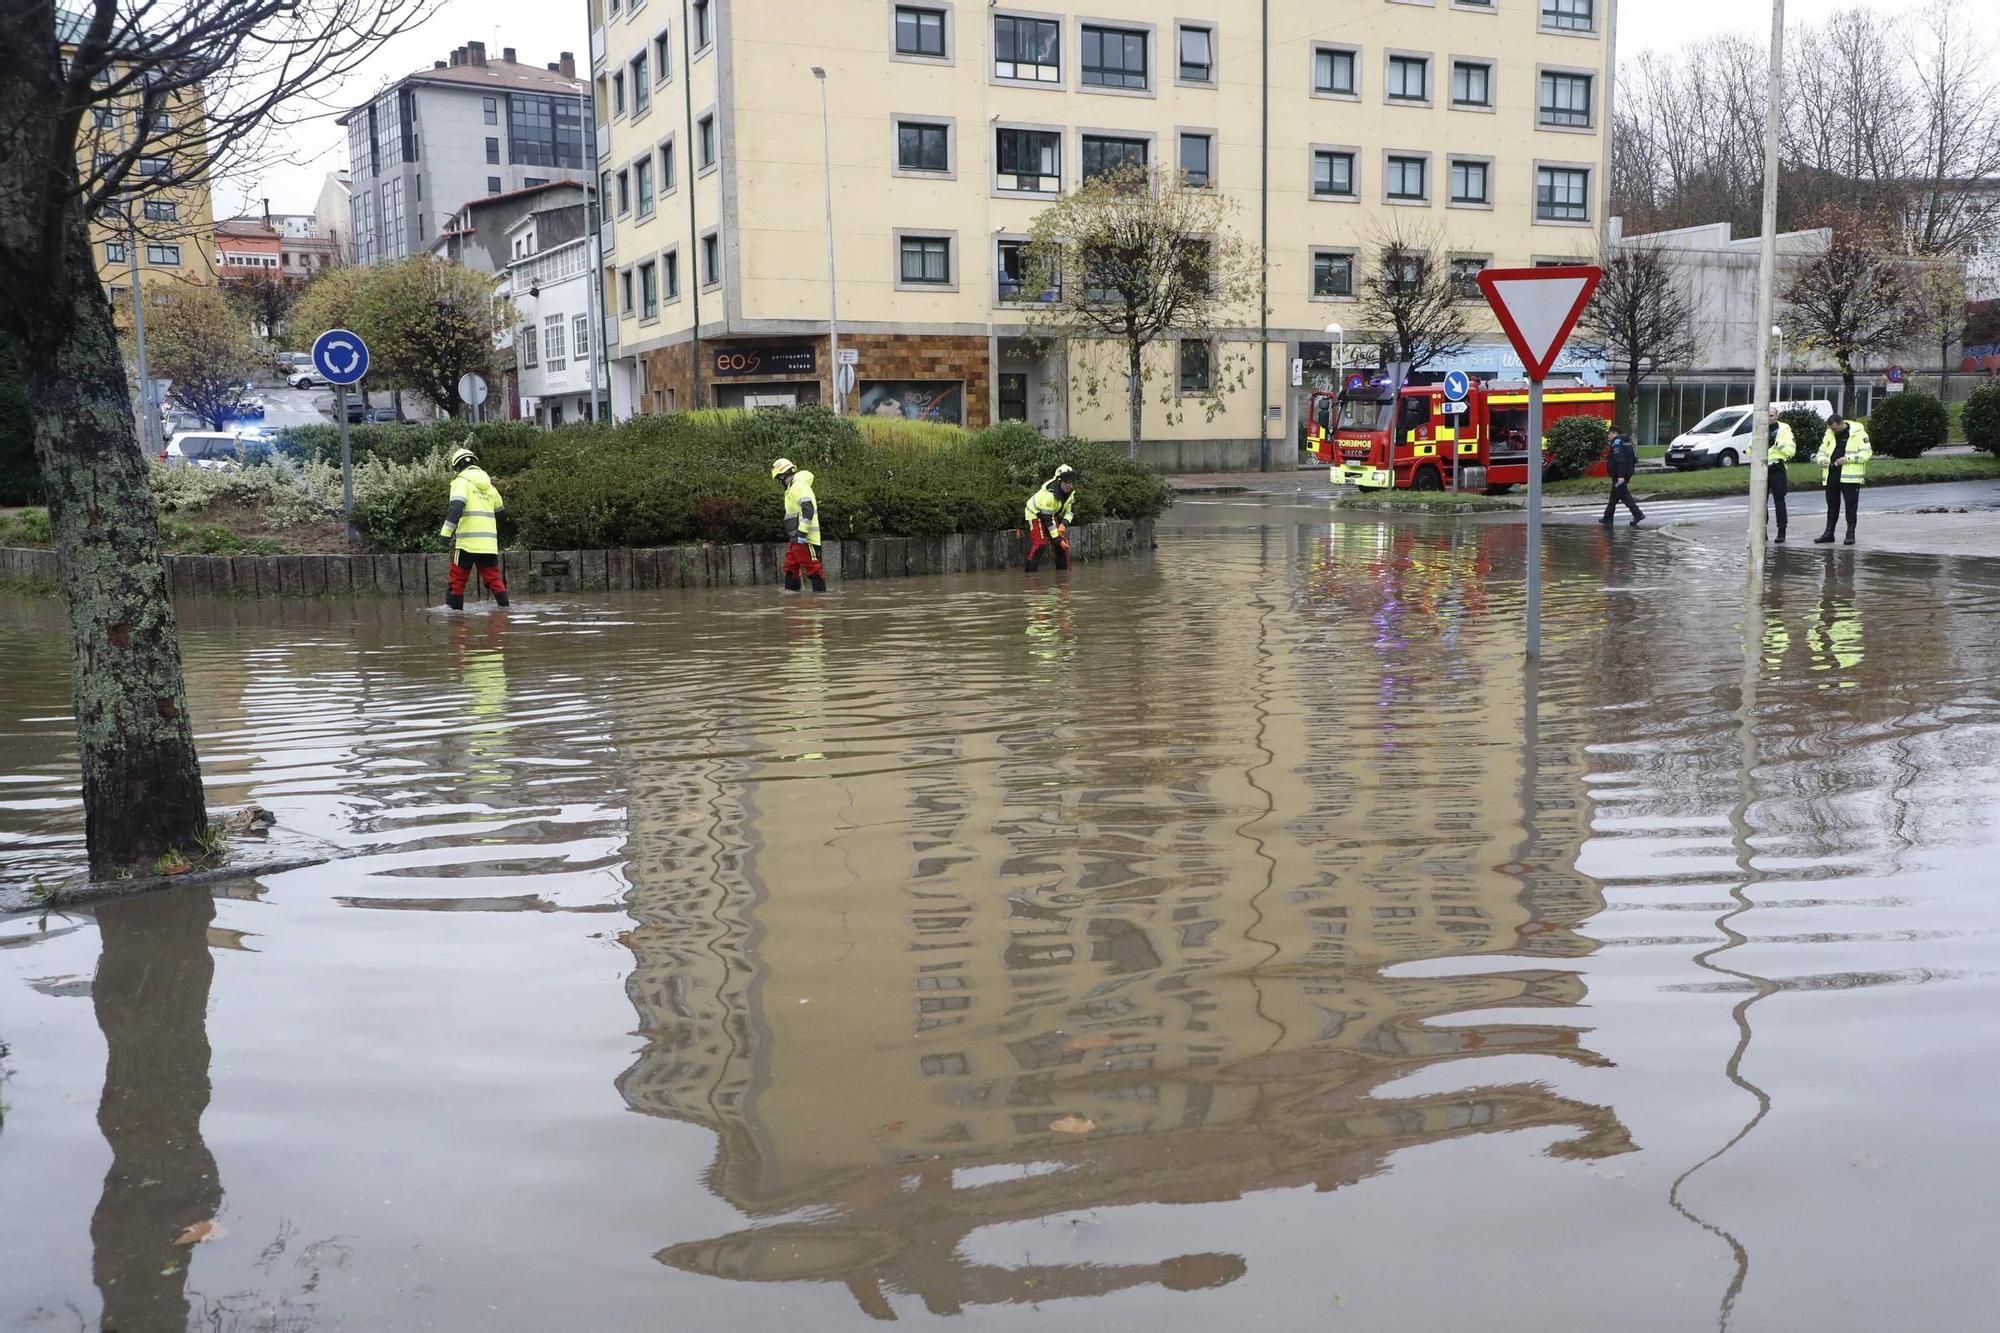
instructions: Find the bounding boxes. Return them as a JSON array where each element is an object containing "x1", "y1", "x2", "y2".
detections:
[
  {"x1": 1598, "y1": 427, "x2": 1643, "y2": 527},
  {"x1": 1812, "y1": 411, "x2": 1871, "y2": 545},
  {"x1": 1764, "y1": 416, "x2": 1797, "y2": 543},
  {"x1": 1024, "y1": 465, "x2": 1079, "y2": 573},
  {"x1": 771, "y1": 458, "x2": 827, "y2": 593},
  {"x1": 439, "y1": 445, "x2": 508, "y2": 610}
]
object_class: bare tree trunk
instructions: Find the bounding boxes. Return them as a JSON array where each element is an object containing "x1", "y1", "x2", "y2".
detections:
[
  {"x1": 1625, "y1": 367, "x2": 1644, "y2": 436},
  {"x1": 1126, "y1": 340, "x2": 1144, "y2": 460},
  {"x1": 0, "y1": 127, "x2": 208, "y2": 877}
]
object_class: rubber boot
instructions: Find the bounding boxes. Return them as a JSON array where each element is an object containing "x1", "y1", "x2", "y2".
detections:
[
  {"x1": 809, "y1": 573, "x2": 827, "y2": 593},
  {"x1": 1774, "y1": 527, "x2": 1786, "y2": 544},
  {"x1": 1813, "y1": 528, "x2": 1836, "y2": 544},
  {"x1": 784, "y1": 573, "x2": 802, "y2": 592},
  {"x1": 446, "y1": 593, "x2": 464, "y2": 610},
  {"x1": 494, "y1": 590, "x2": 510, "y2": 607},
  {"x1": 1843, "y1": 526, "x2": 1856, "y2": 546},
  {"x1": 1629, "y1": 510, "x2": 1644, "y2": 526}
]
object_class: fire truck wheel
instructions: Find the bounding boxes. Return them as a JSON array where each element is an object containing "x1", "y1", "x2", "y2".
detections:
[{"x1": 1412, "y1": 466, "x2": 1443, "y2": 492}]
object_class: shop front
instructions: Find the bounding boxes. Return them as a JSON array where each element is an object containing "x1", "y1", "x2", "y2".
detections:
[{"x1": 706, "y1": 341, "x2": 825, "y2": 410}]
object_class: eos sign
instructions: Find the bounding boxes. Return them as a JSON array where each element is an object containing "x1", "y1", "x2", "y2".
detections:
[{"x1": 711, "y1": 345, "x2": 817, "y2": 377}]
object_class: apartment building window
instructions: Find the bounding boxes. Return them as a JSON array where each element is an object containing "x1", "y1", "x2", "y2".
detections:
[
  {"x1": 697, "y1": 114, "x2": 716, "y2": 168},
  {"x1": 635, "y1": 157, "x2": 654, "y2": 215},
  {"x1": 1538, "y1": 71, "x2": 1593, "y2": 127},
  {"x1": 1386, "y1": 154, "x2": 1428, "y2": 201},
  {"x1": 654, "y1": 29, "x2": 672, "y2": 79},
  {"x1": 1080, "y1": 134, "x2": 1146, "y2": 182},
  {"x1": 486, "y1": 136, "x2": 500, "y2": 164},
  {"x1": 487, "y1": 175, "x2": 502, "y2": 194},
  {"x1": 1314, "y1": 47, "x2": 1357, "y2": 96},
  {"x1": 1178, "y1": 132, "x2": 1212, "y2": 187},
  {"x1": 136, "y1": 156, "x2": 168, "y2": 177},
  {"x1": 895, "y1": 6, "x2": 946, "y2": 57},
  {"x1": 701, "y1": 232, "x2": 720, "y2": 285},
  {"x1": 509, "y1": 93, "x2": 586, "y2": 168},
  {"x1": 143, "y1": 199, "x2": 177, "y2": 222},
  {"x1": 693, "y1": 0, "x2": 711, "y2": 49},
  {"x1": 1387, "y1": 54, "x2": 1429, "y2": 102},
  {"x1": 899, "y1": 234, "x2": 952, "y2": 285},
  {"x1": 521, "y1": 323, "x2": 538, "y2": 367},
  {"x1": 93, "y1": 107, "x2": 116, "y2": 129},
  {"x1": 524, "y1": 176, "x2": 547, "y2": 188},
  {"x1": 1178, "y1": 340, "x2": 1212, "y2": 393},
  {"x1": 1451, "y1": 60, "x2": 1491, "y2": 107},
  {"x1": 1542, "y1": 0, "x2": 1594, "y2": 31},
  {"x1": 573, "y1": 313, "x2": 591, "y2": 359},
  {"x1": 1313, "y1": 250, "x2": 1355, "y2": 298},
  {"x1": 619, "y1": 268, "x2": 634, "y2": 313},
  {"x1": 543, "y1": 314, "x2": 568, "y2": 373},
  {"x1": 1312, "y1": 149, "x2": 1356, "y2": 198},
  {"x1": 639, "y1": 260, "x2": 659, "y2": 318},
  {"x1": 897, "y1": 120, "x2": 951, "y2": 173},
  {"x1": 483, "y1": 97, "x2": 497, "y2": 125},
  {"x1": 143, "y1": 110, "x2": 171, "y2": 134},
  {"x1": 616, "y1": 168, "x2": 631, "y2": 214},
  {"x1": 994, "y1": 14, "x2": 1059, "y2": 83},
  {"x1": 1537, "y1": 165, "x2": 1591, "y2": 220},
  {"x1": 631, "y1": 54, "x2": 650, "y2": 114},
  {"x1": 1449, "y1": 257, "x2": 1490, "y2": 300},
  {"x1": 1081, "y1": 24, "x2": 1147, "y2": 90},
  {"x1": 612, "y1": 71, "x2": 627, "y2": 117},
  {"x1": 104, "y1": 240, "x2": 126, "y2": 263},
  {"x1": 997, "y1": 237, "x2": 1056, "y2": 302},
  {"x1": 662, "y1": 249, "x2": 680, "y2": 298},
  {"x1": 1449, "y1": 158, "x2": 1490, "y2": 204},
  {"x1": 660, "y1": 138, "x2": 676, "y2": 191},
  {"x1": 1177, "y1": 24, "x2": 1213, "y2": 83},
  {"x1": 996, "y1": 127, "x2": 1060, "y2": 192}
]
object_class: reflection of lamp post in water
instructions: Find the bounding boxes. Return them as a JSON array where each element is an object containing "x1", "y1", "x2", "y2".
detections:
[{"x1": 811, "y1": 66, "x2": 843, "y2": 414}]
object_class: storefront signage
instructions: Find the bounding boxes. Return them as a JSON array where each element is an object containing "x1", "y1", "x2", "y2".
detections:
[{"x1": 711, "y1": 345, "x2": 817, "y2": 377}]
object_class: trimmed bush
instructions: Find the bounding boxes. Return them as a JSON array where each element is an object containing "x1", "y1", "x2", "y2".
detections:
[
  {"x1": 1962, "y1": 381, "x2": 2000, "y2": 459},
  {"x1": 1778, "y1": 408, "x2": 1830, "y2": 458},
  {"x1": 1866, "y1": 391, "x2": 1948, "y2": 459},
  {"x1": 1546, "y1": 415, "x2": 1609, "y2": 481}
]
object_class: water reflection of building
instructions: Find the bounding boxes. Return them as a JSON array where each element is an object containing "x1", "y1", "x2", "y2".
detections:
[{"x1": 616, "y1": 522, "x2": 1627, "y2": 1318}]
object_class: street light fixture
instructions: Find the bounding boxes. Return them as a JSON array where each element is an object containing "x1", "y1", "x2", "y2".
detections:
[
  {"x1": 1324, "y1": 321, "x2": 1345, "y2": 403},
  {"x1": 812, "y1": 66, "x2": 843, "y2": 413},
  {"x1": 1771, "y1": 323, "x2": 1785, "y2": 404}
]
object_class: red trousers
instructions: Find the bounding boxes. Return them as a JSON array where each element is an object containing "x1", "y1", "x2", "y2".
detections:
[
  {"x1": 784, "y1": 541, "x2": 824, "y2": 579},
  {"x1": 448, "y1": 550, "x2": 508, "y2": 599},
  {"x1": 1025, "y1": 524, "x2": 1069, "y2": 572}
]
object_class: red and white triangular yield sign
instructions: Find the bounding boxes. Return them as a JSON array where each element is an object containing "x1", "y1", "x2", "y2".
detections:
[{"x1": 1476, "y1": 265, "x2": 1602, "y2": 382}]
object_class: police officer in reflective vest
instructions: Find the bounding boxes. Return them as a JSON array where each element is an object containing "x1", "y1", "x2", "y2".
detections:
[
  {"x1": 1765, "y1": 417, "x2": 1797, "y2": 543},
  {"x1": 771, "y1": 458, "x2": 827, "y2": 593},
  {"x1": 1024, "y1": 465, "x2": 1078, "y2": 573},
  {"x1": 1813, "y1": 412, "x2": 1872, "y2": 545},
  {"x1": 439, "y1": 446, "x2": 508, "y2": 610},
  {"x1": 1598, "y1": 428, "x2": 1643, "y2": 526}
]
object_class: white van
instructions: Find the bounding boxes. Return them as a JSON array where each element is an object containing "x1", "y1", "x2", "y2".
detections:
[
  {"x1": 1664, "y1": 401, "x2": 1835, "y2": 470},
  {"x1": 163, "y1": 431, "x2": 245, "y2": 471}
]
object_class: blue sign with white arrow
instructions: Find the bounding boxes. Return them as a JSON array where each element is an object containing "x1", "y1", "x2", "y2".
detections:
[
  {"x1": 312, "y1": 328, "x2": 370, "y2": 386},
  {"x1": 1442, "y1": 370, "x2": 1470, "y2": 401}
]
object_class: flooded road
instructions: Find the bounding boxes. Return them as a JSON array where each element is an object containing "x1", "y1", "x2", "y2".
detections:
[{"x1": 6, "y1": 503, "x2": 2000, "y2": 1331}]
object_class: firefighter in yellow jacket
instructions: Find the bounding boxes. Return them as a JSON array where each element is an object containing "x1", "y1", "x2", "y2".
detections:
[
  {"x1": 771, "y1": 458, "x2": 827, "y2": 593},
  {"x1": 1812, "y1": 412, "x2": 1872, "y2": 546},
  {"x1": 1024, "y1": 465, "x2": 1078, "y2": 573},
  {"x1": 439, "y1": 445, "x2": 509, "y2": 609}
]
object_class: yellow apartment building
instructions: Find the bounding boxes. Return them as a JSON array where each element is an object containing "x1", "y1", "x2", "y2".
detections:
[{"x1": 591, "y1": 0, "x2": 1615, "y2": 467}]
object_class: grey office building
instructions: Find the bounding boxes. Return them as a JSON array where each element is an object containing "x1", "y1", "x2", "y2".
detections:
[{"x1": 341, "y1": 40, "x2": 590, "y2": 265}]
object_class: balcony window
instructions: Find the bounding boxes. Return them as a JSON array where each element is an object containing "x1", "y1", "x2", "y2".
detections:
[
  {"x1": 1081, "y1": 24, "x2": 1147, "y2": 90},
  {"x1": 1538, "y1": 71, "x2": 1593, "y2": 127},
  {"x1": 1178, "y1": 25, "x2": 1213, "y2": 83},
  {"x1": 899, "y1": 235, "x2": 952, "y2": 285},
  {"x1": 895, "y1": 6, "x2": 946, "y2": 57},
  {"x1": 1080, "y1": 134, "x2": 1146, "y2": 182},
  {"x1": 1537, "y1": 165, "x2": 1591, "y2": 220},
  {"x1": 897, "y1": 121, "x2": 950, "y2": 173},
  {"x1": 1178, "y1": 132, "x2": 1212, "y2": 187},
  {"x1": 1386, "y1": 154, "x2": 1428, "y2": 201},
  {"x1": 994, "y1": 14, "x2": 1059, "y2": 83},
  {"x1": 996, "y1": 127, "x2": 1060, "y2": 192},
  {"x1": 1312, "y1": 149, "x2": 1355, "y2": 198},
  {"x1": 1451, "y1": 61, "x2": 1491, "y2": 107},
  {"x1": 1313, "y1": 251, "x2": 1354, "y2": 298},
  {"x1": 1387, "y1": 55, "x2": 1428, "y2": 102}
]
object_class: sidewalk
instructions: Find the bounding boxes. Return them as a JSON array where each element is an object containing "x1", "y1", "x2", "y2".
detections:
[{"x1": 1166, "y1": 465, "x2": 1332, "y2": 495}]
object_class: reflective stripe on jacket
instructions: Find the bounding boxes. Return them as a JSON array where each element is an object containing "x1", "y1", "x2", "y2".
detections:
[
  {"x1": 1768, "y1": 421, "x2": 1796, "y2": 464},
  {"x1": 784, "y1": 470, "x2": 821, "y2": 546},
  {"x1": 1025, "y1": 484, "x2": 1074, "y2": 527},
  {"x1": 440, "y1": 466, "x2": 504, "y2": 554},
  {"x1": 1814, "y1": 422, "x2": 1872, "y2": 484}
]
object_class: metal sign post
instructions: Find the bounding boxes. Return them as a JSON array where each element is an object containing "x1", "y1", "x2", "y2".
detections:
[
  {"x1": 311, "y1": 328, "x2": 371, "y2": 522},
  {"x1": 336, "y1": 384, "x2": 353, "y2": 517},
  {"x1": 1526, "y1": 377, "x2": 1545, "y2": 657}
]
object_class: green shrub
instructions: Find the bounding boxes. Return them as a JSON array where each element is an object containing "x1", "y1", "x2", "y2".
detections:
[
  {"x1": 1961, "y1": 381, "x2": 2000, "y2": 458},
  {"x1": 16, "y1": 508, "x2": 51, "y2": 544},
  {"x1": 1866, "y1": 391, "x2": 1948, "y2": 459},
  {"x1": 858, "y1": 417, "x2": 969, "y2": 450},
  {"x1": 196, "y1": 524, "x2": 244, "y2": 554},
  {"x1": 1779, "y1": 408, "x2": 1830, "y2": 459},
  {"x1": 1545, "y1": 415, "x2": 1609, "y2": 481}
]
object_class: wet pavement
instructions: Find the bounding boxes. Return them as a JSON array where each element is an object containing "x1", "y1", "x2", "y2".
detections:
[{"x1": 6, "y1": 500, "x2": 2000, "y2": 1330}]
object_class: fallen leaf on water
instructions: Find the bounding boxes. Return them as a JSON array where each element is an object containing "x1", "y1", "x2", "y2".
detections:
[
  {"x1": 1049, "y1": 1115, "x2": 1095, "y2": 1135},
  {"x1": 174, "y1": 1220, "x2": 225, "y2": 1245},
  {"x1": 1065, "y1": 1035, "x2": 1113, "y2": 1052},
  {"x1": 882, "y1": 1121, "x2": 906, "y2": 1133}
]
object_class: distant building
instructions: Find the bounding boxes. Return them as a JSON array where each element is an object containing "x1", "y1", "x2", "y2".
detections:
[
  {"x1": 312, "y1": 169, "x2": 353, "y2": 262},
  {"x1": 214, "y1": 217, "x2": 283, "y2": 280},
  {"x1": 495, "y1": 193, "x2": 607, "y2": 425},
  {"x1": 338, "y1": 40, "x2": 589, "y2": 266},
  {"x1": 429, "y1": 180, "x2": 588, "y2": 274}
]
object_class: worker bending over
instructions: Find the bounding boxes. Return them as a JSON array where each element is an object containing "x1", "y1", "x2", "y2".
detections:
[
  {"x1": 771, "y1": 458, "x2": 827, "y2": 593},
  {"x1": 1024, "y1": 465, "x2": 1079, "y2": 573},
  {"x1": 439, "y1": 445, "x2": 508, "y2": 610}
]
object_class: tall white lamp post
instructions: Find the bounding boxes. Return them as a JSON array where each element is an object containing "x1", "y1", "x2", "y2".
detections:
[{"x1": 811, "y1": 66, "x2": 843, "y2": 414}]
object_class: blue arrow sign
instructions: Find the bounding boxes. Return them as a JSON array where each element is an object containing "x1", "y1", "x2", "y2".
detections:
[
  {"x1": 312, "y1": 328, "x2": 370, "y2": 386},
  {"x1": 1443, "y1": 370, "x2": 1470, "y2": 401}
]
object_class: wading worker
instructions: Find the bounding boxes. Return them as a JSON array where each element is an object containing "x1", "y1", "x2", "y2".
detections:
[
  {"x1": 1598, "y1": 427, "x2": 1643, "y2": 526},
  {"x1": 1024, "y1": 465, "x2": 1079, "y2": 573},
  {"x1": 439, "y1": 445, "x2": 508, "y2": 610},
  {"x1": 1765, "y1": 416, "x2": 1797, "y2": 542},
  {"x1": 771, "y1": 458, "x2": 827, "y2": 593},
  {"x1": 1813, "y1": 411, "x2": 1872, "y2": 546}
]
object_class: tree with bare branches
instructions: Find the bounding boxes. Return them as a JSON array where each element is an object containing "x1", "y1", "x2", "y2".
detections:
[
  {"x1": 1781, "y1": 213, "x2": 1920, "y2": 403},
  {"x1": 1909, "y1": 262, "x2": 1967, "y2": 392},
  {"x1": 1352, "y1": 219, "x2": 1473, "y2": 377},
  {"x1": 0, "y1": 0, "x2": 434, "y2": 876},
  {"x1": 1576, "y1": 245, "x2": 1703, "y2": 436},
  {"x1": 1017, "y1": 165, "x2": 1259, "y2": 459}
]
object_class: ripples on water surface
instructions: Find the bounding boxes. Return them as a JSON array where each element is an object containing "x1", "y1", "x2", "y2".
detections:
[{"x1": 5, "y1": 504, "x2": 2000, "y2": 1331}]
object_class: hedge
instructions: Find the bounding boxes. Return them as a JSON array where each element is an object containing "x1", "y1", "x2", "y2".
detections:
[
  {"x1": 1962, "y1": 381, "x2": 2000, "y2": 459},
  {"x1": 1866, "y1": 391, "x2": 1948, "y2": 459},
  {"x1": 1546, "y1": 415, "x2": 1608, "y2": 481}
]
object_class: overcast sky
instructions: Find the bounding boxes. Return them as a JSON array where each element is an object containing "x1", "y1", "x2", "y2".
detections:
[{"x1": 221, "y1": 0, "x2": 1895, "y2": 222}]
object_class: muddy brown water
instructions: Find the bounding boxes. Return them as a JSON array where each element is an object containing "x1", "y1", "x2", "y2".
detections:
[{"x1": 6, "y1": 501, "x2": 2000, "y2": 1331}]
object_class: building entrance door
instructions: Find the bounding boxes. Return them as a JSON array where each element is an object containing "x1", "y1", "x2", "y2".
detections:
[{"x1": 998, "y1": 373, "x2": 1028, "y2": 421}]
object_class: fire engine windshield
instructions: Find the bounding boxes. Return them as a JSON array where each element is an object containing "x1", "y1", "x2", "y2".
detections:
[{"x1": 1338, "y1": 398, "x2": 1392, "y2": 432}]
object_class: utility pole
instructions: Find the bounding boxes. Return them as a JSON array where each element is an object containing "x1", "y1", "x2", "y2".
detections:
[
  {"x1": 1745, "y1": 0, "x2": 1785, "y2": 583},
  {"x1": 812, "y1": 66, "x2": 842, "y2": 413}
]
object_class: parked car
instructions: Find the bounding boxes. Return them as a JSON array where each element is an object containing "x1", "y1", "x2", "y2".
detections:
[
  {"x1": 365, "y1": 406, "x2": 415, "y2": 426},
  {"x1": 274, "y1": 351, "x2": 311, "y2": 374},
  {"x1": 1664, "y1": 401, "x2": 1834, "y2": 470},
  {"x1": 162, "y1": 431, "x2": 245, "y2": 471},
  {"x1": 288, "y1": 369, "x2": 322, "y2": 389}
]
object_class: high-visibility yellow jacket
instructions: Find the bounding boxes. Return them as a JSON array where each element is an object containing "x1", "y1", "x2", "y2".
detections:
[
  {"x1": 1025, "y1": 482, "x2": 1075, "y2": 528},
  {"x1": 1768, "y1": 421, "x2": 1796, "y2": 464},
  {"x1": 784, "y1": 470, "x2": 821, "y2": 546},
  {"x1": 1814, "y1": 422, "x2": 1872, "y2": 484},
  {"x1": 440, "y1": 466, "x2": 504, "y2": 555}
]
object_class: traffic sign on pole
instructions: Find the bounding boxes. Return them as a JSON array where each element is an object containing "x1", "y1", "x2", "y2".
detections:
[
  {"x1": 312, "y1": 328, "x2": 369, "y2": 385},
  {"x1": 1885, "y1": 365, "x2": 1906, "y2": 384},
  {"x1": 458, "y1": 372, "x2": 489, "y2": 407},
  {"x1": 1442, "y1": 370, "x2": 1470, "y2": 402}
]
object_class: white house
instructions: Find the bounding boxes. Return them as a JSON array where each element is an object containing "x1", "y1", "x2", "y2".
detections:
[{"x1": 498, "y1": 203, "x2": 606, "y2": 426}]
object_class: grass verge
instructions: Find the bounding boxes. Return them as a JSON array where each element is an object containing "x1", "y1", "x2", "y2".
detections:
[
  {"x1": 1333, "y1": 491, "x2": 1519, "y2": 513},
  {"x1": 1546, "y1": 454, "x2": 2000, "y2": 501}
]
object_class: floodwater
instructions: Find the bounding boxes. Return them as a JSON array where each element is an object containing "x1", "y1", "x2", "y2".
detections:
[{"x1": 6, "y1": 499, "x2": 2000, "y2": 1332}]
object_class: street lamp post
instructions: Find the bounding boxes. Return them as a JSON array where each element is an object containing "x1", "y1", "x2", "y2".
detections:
[
  {"x1": 811, "y1": 66, "x2": 843, "y2": 414},
  {"x1": 1773, "y1": 323, "x2": 1786, "y2": 404},
  {"x1": 1746, "y1": 0, "x2": 1786, "y2": 580}
]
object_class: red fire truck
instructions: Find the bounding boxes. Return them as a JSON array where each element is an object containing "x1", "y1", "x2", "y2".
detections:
[{"x1": 1307, "y1": 377, "x2": 1615, "y2": 492}]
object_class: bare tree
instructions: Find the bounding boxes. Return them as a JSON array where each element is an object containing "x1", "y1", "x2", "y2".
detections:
[
  {"x1": 1576, "y1": 244, "x2": 1703, "y2": 436},
  {"x1": 1352, "y1": 218, "x2": 1472, "y2": 377},
  {"x1": 1782, "y1": 212, "x2": 1920, "y2": 403},
  {"x1": 1019, "y1": 165, "x2": 1260, "y2": 458},
  {"x1": 1897, "y1": 0, "x2": 2000, "y2": 258},
  {"x1": 0, "y1": 0, "x2": 434, "y2": 876},
  {"x1": 1909, "y1": 262, "x2": 1967, "y2": 391}
]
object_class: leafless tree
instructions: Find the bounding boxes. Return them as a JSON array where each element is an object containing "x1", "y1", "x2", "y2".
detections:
[
  {"x1": 1575, "y1": 245, "x2": 1704, "y2": 436},
  {"x1": 1781, "y1": 212, "x2": 1921, "y2": 403},
  {"x1": 0, "y1": 0, "x2": 436, "y2": 877},
  {"x1": 1896, "y1": 0, "x2": 2000, "y2": 258},
  {"x1": 1352, "y1": 218, "x2": 1473, "y2": 377},
  {"x1": 1909, "y1": 262, "x2": 1967, "y2": 390}
]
